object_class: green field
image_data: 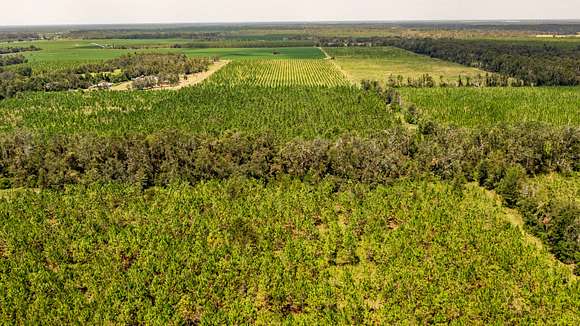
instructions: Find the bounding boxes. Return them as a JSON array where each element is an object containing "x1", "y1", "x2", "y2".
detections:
[
  {"x1": 324, "y1": 46, "x2": 486, "y2": 85},
  {"x1": 1, "y1": 179, "x2": 577, "y2": 323},
  {"x1": 525, "y1": 173, "x2": 580, "y2": 206},
  {"x1": 0, "y1": 85, "x2": 393, "y2": 138},
  {"x1": 174, "y1": 47, "x2": 323, "y2": 60},
  {"x1": 399, "y1": 87, "x2": 580, "y2": 127},
  {"x1": 4, "y1": 39, "x2": 323, "y2": 71},
  {"x1": 206, "y1": 60, "x2": 350, "y2": 87}
]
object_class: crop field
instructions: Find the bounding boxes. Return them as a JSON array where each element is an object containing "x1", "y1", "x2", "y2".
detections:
[
  {"x1": 399, "y1": 87, "x2": 580, "y2": 127},
  {"x1": 8, "y1": 39, "x2": 324, "y2": 71},
  {"x1": 324, "y1": 46, "x2": 485, "y2": 84},
  {"x1": 0, "y1": 85, "x2": 392, "y2": 138},
  {"x1": 206, "y1": 59, "x2": 350, "y2": 87},
  {"x1": 19, "y1": 48, "x2": 324, "y2": 72},
  {"x1": 175, "y1": 47, "x2": 324, "y2": 60},
  {"x1": 1, "y1": 179, "x2": 578, "y2": 323}
]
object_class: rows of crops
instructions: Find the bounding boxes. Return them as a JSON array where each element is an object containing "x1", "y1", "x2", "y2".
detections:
[
  {"x1": 206, "y1": 59, "x2": 351, "y2": 87},
  {"x1": 399, "y1": 87, "x2": 580, "y2": 127},
  {"x1": 0, "y1": 85, "x2": 393, "y2": 138},
  {"x1": 1, "y1": 179, "x2": 577, "y2": 323}
]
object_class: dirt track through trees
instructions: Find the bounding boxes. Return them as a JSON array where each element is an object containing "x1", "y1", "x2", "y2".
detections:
[{"x1": 110, "y1": 60, "x2": 231, "y2": 91}]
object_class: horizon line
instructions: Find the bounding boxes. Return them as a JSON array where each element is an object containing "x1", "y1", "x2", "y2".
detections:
[{"x1": 2, "y1": 18, "x2": 580, "y2": 29}]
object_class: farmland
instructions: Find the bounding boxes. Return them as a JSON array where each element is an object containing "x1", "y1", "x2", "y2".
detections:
[
  {"x1": 398, "y1": 87, "x2": 580, "y2": 127},
  {"x1": 206, "y1": 60, "x2": 350, "y2": 87},
  {"x1": 1, "y1": 21, "x2": 580, "y2": 324},
  {"x1": 0, "y1": 85, "x2": 392, "y2": 138},
  {"x1": 5, "y1": 39, "x2": 324, "y2": 71},
  {"x1": 325, "y1": 46, "x2": 486, "y2": 85}
]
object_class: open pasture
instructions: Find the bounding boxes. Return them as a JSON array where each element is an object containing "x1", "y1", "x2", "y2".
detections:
[
  {"x1": 325, "y1": 46, "x2": 486, "y2": 85},
  {"x1": 173, "y1": 47, "x2": 324, "y2": 60},
  {"x1": 4, "y1": 39, "x2": 324, "y2": 71}
]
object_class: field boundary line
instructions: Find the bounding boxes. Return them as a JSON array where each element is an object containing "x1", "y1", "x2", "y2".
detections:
[
  {"x1": 158, "y1": 59, "x2": 231, "y2": 90},
  {"x1": 319, "y1": 47, "x2": 356, "y2": 86}
]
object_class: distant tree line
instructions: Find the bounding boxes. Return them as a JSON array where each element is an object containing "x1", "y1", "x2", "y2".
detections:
[
  {"x1": 0, "y1": 53, "x2": 212, "y2": 99},
  {"x1": 0, "y1": 45, "x2": 41, "y2": 54},
  {"x1": 0, "y1": 32, "x2": 44, "y2": 42},
  {"x1": 65, "y1": 30, "x2": 227, "y2": 40},
  {"x1": 171, "y1": 40, "x2": 317, "y2": 49},
  {"x1": 319, "y1": 37, "x2": 580, "y2": 86},
  {"x1": 381, "y1": 38, "x2": 580, "y2": 86},
  {"x1": 363, "y1": 73, "x2": 525, "y2": 88},
  {"x1": 390, "y1": 22, "x2": 580, "y2": 35}
]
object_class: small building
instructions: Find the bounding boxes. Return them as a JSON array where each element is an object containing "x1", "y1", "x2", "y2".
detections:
[{"x1": 96, "y1": 81, "x2": 113, "y2": 89}]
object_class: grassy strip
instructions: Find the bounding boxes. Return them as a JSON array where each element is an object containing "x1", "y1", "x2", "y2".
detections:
[{"x1": 494, "y1": 173, "x2": 580, "y2": 274}]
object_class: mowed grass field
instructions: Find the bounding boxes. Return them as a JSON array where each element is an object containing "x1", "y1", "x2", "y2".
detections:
[
  {"x1": 399, "y1": 87, "x2": 580, "y2": 127},
  {"x1": 4, "y1": 39, "x2": 324, "y2": 71},
  {"x1": 1, "y1": 179, "x2": 578, "y2": 323},
  {"x1": 324, "y1": 46, "x2": 486, "y2": 85},
  {"x1": 206, "y1": 59, "x2": 350, "y2": 87}
]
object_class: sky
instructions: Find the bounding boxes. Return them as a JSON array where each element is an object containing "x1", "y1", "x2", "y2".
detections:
[{"x1": 2, "y1": 0, "x2": 579, "y2": 26}]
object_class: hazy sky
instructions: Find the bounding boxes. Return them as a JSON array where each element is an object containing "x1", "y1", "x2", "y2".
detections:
[{"x1": 2, "y1": 0, "x2": 579, "y2": 26}]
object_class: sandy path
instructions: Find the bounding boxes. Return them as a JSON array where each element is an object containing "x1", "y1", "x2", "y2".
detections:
[
  {"x1": 159, "y1": 60, "x2": 230, "y2": 90},
  {"x1": 318, "y1": 47, "x2": 355, "y2": 84},
  {"x1": 110, "y1": 60, "x2": 230, "y2": 91}
]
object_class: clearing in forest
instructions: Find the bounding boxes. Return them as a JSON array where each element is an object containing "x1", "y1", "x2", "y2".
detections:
[{"x1": 325, "y1": 46, "x2": 486, "y2": 85}]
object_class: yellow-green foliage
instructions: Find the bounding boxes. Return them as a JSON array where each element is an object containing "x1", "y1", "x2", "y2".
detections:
[
  {"x1": 325, "y1": 46, "x2": 485, "y2": 84},
  {"x1": 517, "y1": 173, "x2": 580, "y2": 269},
  {"x1": 206, "y1": 59, "x2": 351, "y2": 87},
  {"x1": 399, "y1": 87, "x2": 580, "y2": 127},
  {"x1": 525, "y1": 173, "x2": 580, "y2": 206},
  {"x1": 0, "y1": 85, "x2": 393, "y2": 138},
  {"x1": 0, "y1": 178, "x2": 577, "y2": 323}
]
